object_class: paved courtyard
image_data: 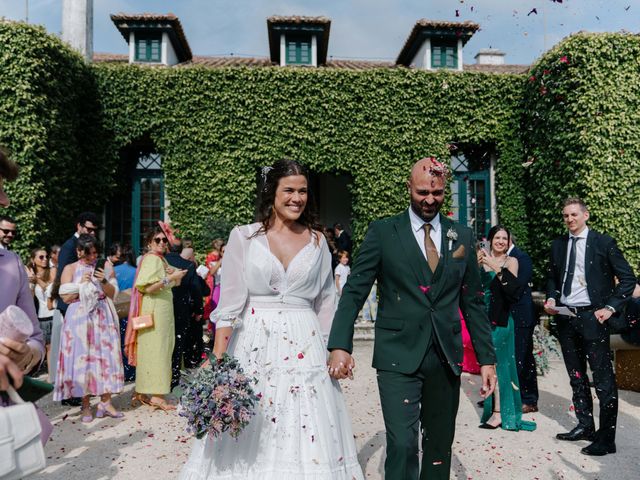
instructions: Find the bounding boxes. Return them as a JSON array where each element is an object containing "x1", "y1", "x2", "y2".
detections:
[{"x1": 34, "y1": 340, "x2": 639, "y2": 479}]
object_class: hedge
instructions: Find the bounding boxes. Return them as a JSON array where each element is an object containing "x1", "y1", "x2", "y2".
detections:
[{"x1": 523, "y1": 32, "x2": 640, "y2": 278}]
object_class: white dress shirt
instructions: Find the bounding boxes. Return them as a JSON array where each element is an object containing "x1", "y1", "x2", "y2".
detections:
[
  {"x1": 560, "y1": 226, "x2": 591, "y2": 307},
  {"x1": 408, "y1": 208, "x2": 441, "y2": 261}
]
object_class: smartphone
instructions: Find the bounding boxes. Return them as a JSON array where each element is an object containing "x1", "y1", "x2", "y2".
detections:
[
  {"x1": 477, "y1": 240, "x2": 489, "y2": 252},
  {"x1": 95, "y1": 258, "x2": 106, "y2": 273}
]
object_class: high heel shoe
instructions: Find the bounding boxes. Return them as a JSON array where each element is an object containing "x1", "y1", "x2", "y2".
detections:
[
  {"x1": 81, "y1": 407, "x2": 93, "y2": 423},
  {"x1": 479, "y1": 410, "x2": 501, "y2": 430},
  {"x1": 131, "y1": 392, "x2": 151, "y2": 408},
  {"x1": 148, "y1": 397, "x2": 177, "y2": 412},
  {"x1": 96, "y1": 401, "x2": 124, "y2": 419}
]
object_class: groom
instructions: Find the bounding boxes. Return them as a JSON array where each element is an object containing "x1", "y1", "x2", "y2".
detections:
[{"x1": 328, "y1": 157, "x2": 497, "y2": 480}]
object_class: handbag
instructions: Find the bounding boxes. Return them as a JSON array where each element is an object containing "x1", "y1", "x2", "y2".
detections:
[
  {"x1": 130, "y1": 313, "x2": 154, "y2": 330},
  {"x1": 0, "y1": 386, "x2": 46, "y2": 479}
]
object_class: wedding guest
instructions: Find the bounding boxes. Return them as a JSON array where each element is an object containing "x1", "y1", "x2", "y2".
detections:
[
  {"x1": 114, "y1": 245, "x2": 137, "y2": 381},
  {"x1": 53, "y1": 234, "x2": 124, "y2": 422},
  {"x1": 203, "y1": 239, "x2": 224, "y2": 320},
  {"x1": 49, "y1": 244, "x2": 60, "y2": 269},
  {"x1": 478, "y1": 225, "x2": 536, "y2": 432},
  {"x1": 125, "y1": 226, "x2": 186, "y2": 410},
  {"x1": 335, "y1": 250, "x2": 351, "y2": 297},
  {"x1": 333, "y1": 222, "x2": 352, "y2": 256},
  {"x1": 545, "y1": 197, "x2": 635, "y2": 456},
  {"x1": 182, "y1": 246, "x2": 210, "y2": 368},
  {"x1": 26, "y1": 248, "x2": 56, "y2": 379},
  {"x1": 0, "y1": 215, "x2": 17, "y2": 250},
  {"x1": 0, "y1": 147, "x2": 43, "y2": 381},
  {"x1": 621, "y1": 283, "x2": 640, "y2": 346},
  {"x1": 507, "y1": 237, "x2": 539, "y2": 413},
  {"x1": 323, "y1": 226, "x2": 339, "y2": 270}
]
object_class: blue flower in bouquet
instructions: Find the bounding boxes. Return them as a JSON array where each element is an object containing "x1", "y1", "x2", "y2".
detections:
[{"x1": 174, "y1": 354, "x2": 260, "y2": 439}]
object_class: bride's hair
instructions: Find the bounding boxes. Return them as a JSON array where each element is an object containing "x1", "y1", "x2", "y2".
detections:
[{"x1": 253, "y1": 159, "x2": 322, "y2": 236}]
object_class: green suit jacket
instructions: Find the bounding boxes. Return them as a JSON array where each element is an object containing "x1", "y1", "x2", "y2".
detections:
[{"x1": 327, "y1": 211, "x2": 496, "y2": 375}]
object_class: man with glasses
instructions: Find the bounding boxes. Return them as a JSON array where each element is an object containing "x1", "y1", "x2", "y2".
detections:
[
  {"x1": 0, "y1": 215, "x2": 17, "y2": 250},
  {"x1": 52, "y1": 211, "x2": 99, "y2": 406}
]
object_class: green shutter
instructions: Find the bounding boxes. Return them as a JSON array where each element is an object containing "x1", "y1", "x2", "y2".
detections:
[
  {"x1": 431, "y1": 42, "x2": 458, "y2": 69},
  {"x1": 135, "y1": 34, "x2": 162, "y2": 62},
  {"x1": 285, "y1": 35, "x2": 312, "y2": 65}
]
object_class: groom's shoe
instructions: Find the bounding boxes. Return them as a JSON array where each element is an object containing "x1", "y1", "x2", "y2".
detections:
[
  {"x1": 556, "y1": 426, "x2": 595, "y2": 442},
  {"x1": 581, "y1": 441, "x2": 616, "y2": 456}
]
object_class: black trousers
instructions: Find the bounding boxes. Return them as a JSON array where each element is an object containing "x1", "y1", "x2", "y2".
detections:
[
  {"x1": 171, "y1": 317, "x2": 191, "y2": 389},
  {"x1": 514, "y1": 325, "x2": 539, "y2": 405},
  {"x1": 556, "y1": 313, "x2": 618, "y2": 444},
  {"x1": 377, "y1": 340, "x2": 460, "y2": 480}
]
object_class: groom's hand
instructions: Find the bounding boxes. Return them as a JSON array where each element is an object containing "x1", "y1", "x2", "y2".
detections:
[
  {"x1": 327, "y1": 349, "x2": 355, "y2": 380},
  {"x1": 479, "y1": 364, "x2": 497, "y2": 398}
]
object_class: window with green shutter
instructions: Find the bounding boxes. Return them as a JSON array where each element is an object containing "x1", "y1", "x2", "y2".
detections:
[
  {"x1": 431, "y1": 42, "x2": 458, "y2": 69},
  {"x1": 135, "y1": 34, "x2": 162, "y2": 63},
  {"x1": 285, "y1": 35, "x2": 312, "y2": 65}
]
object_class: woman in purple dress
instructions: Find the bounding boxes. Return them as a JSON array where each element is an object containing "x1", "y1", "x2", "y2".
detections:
[{"x1": 53, "y1": 234, "x2": 124, "y2": 422}]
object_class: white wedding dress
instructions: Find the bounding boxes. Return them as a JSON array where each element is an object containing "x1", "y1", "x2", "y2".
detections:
[{"x1": 179, "y1": 223, "x2": 364, "y2": 480}]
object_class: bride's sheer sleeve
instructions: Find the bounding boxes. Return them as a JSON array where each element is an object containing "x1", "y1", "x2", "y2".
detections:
[
  {"x1": 211, "y1": 226, "x2": 248, "y2": 329},
  {"x1": 313, "y1": 234, "x2": 337, "y2": 340}
]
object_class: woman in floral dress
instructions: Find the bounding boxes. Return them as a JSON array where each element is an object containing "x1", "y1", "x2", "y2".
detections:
[{"x1": 53, "y1": 234, "x2": 124, "y2": 422}]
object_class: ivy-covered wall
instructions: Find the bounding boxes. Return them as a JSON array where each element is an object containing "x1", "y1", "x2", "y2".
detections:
[
  {"x1": 0, "y1": 21, "x2": 115, "y2": 255},
  {"x1": 523, "y1": 32, "x2": 640, "y2": 277},
  {"x1": 94, "y1": 65, "x2": 528, "y2": 250}
]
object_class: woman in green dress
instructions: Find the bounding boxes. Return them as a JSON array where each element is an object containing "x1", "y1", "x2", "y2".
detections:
[
  {"x1": 125, "y1": 226, "x2": 186, "y2": 410},
  {"x1": 477, "y1": 225, "x2": 536, "y2": 432}
]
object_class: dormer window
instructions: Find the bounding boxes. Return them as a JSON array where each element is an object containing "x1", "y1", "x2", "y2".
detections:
[
  {"x1": 135, "y1": 34, "x2": 162, "y2": 63},
  {"x1": 431, "y1": 41, "x2": 458, "y2": 69},
  {"x1": 286, "y1": 35, "x2": 312, "y2": 65},
  {"x1": 396, "y1": 20, "x2": 479, "y2": 71},
  {"x1": 268, "y1": 16, "x2": 331, "y2": 67},
  {"x1": 111, "y1": 13, "x2": 193, "y2": 67}
]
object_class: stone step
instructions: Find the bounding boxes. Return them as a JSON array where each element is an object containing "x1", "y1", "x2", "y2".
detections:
[{"x1": 354, "y1": 321, "x2": 375, "y2": 341}]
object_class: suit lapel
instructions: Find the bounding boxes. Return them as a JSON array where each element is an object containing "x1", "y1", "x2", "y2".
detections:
[
  {"x1": 428, "y1": 216, "x2": 452, "y2": 302},
  {"x1": 395, "y1": 211, "x2": 432, "y2": 291},
  {"x1": 584, "y1": 230, "x2": 596, "y2": 282}
]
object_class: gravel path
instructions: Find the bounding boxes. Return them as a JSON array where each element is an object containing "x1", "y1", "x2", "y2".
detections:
[{"x1": 33, "y1": 341, "x2": 639, "y2": 479}]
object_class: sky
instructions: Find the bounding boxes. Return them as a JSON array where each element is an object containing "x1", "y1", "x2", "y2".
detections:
[{"x1": 1, "y1": 0, "x2": 639, "y2": 65}]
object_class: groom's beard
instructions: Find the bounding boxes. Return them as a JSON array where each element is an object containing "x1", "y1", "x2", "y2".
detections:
[{"x1": 410, "y1": 199, "x2": 442, "y2": 222}]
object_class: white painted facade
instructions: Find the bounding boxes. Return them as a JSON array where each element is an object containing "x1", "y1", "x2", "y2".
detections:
[
  {"x1": 162, "y1": 32, "x2": 179, "y2": 66},
  {"x1": 61, "y1": 0, "x2": 93, "y2": 61},
  {"x1": 311, "y1": 34, "x2": 318, "y2": 67},
  {"x1": 474, "y1": 49, "x2": 506, "y2": 65},
  {"x1": 412, "y1": 38, "x2": 431, "y2": 69}
]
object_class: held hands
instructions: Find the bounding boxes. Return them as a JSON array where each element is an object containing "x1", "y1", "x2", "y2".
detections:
[
  {"x1": 327, "y1": 349, "x2": 355, "y2": 380},
  {"x1": 479, "y1": 364, "x2": 497, "y2": 398}
]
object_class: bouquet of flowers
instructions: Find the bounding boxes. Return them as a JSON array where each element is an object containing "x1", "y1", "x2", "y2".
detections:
[
  {"x1": 174, "y1": 354, "x2": 260, "y2": 439},
  {"x1": 532, "y1": 324, "x2": 561, "y2": 376}
]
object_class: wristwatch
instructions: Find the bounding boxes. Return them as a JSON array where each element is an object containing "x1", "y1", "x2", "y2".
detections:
[
  {"x1": 604, "y1": 305, "x2": 616, "y2": 314},
  {"x1": 161, "y1": 277, "x2": 170, "y2": 287},
  {"x1": 100, "y1": 277, "x2": 107, "y2": 284}
]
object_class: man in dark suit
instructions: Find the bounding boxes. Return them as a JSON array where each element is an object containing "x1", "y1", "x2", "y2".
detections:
[
  {"x1": 328, "y1": 157, "x2": 497, "y2": 480},
  {"x1": 333, "y1": 222, "x2": 352, "y2": 256},
  {"x1": 545, "y1": 197, "x2": 636, "y2": 456},
  {"x1": 165, "y1": 242, "x2": 206, "y2": 387},
  {"x1": 507, "y1": 239, "x2": 539, "y2": 413},
  {"x1": 53, "y1": 211, "x2": 99, "y2": 406}
]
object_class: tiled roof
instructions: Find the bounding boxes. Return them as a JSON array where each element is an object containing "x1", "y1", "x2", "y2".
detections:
[
  {"x1": 464, "y1": 64, "x2": 530, "y2": 74},
  {"x1": 267, "y1": 15, "x2": 331, "y2": 65},
  {"x1": 397, "y1": 19, "x2": 480, "y2": 66},
  {"x1": 110, "y1": 12, "x2": 193, "y2": 62},
  {"x1": 92, "y1": 52, "x2": 526, "y2": 74}
]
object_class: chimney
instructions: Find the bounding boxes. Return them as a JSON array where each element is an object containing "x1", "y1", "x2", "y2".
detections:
[
  {"x1": 474, "y1": 49, "x2": 505, "y2": 65},
  {"x1": 62, "y1": 0, "x2": 94, "y2": 61}
]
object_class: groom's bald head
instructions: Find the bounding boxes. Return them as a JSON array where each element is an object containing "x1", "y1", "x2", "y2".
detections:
[{"x1": 407, "y1": 157, "x2": 447, "y2": 222}]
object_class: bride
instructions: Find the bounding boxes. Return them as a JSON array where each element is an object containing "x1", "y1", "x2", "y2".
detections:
[{"x1": 179, "y1": 160, "x2": 364, "y2": 479}]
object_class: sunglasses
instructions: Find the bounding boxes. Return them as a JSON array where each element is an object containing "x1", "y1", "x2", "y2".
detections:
[
  {"x1": 153, "y1": 237, "x2": 169, "y2": 245},
  {"x1": 82, "y1": 224, "x2": 98, "y2": 234},
  {"x1": 0, "y1": 228, "x2": 16, "y2": 235},
  {"x1": 37, "y1": 255, "x2": 48, "y2": 260}
]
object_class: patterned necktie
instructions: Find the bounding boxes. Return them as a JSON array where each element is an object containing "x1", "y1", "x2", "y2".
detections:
[
  {"x1": 563, "y1": 237, "x2": 578, "y2": 297},
  {"x1": 422, "y1": 223, "x2": 439, "y2": 273}
]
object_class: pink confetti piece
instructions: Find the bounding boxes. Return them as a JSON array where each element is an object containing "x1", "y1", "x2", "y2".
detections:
[{"x1": 297, "y1": 353, "x2": 304, "y2": 359}]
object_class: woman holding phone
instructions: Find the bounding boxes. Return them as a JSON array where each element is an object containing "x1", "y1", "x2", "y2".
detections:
[{"x1": 53, "y1": 234, "x2": 125, "y2": 422}]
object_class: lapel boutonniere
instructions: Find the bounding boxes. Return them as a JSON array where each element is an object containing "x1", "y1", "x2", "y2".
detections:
[{"x1": 446, "y1": 227, "x2": 458, "y2": 251}]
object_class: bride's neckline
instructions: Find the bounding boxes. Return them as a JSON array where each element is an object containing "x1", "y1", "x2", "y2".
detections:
[{"x1": 264, "y1": 231, "x2": 315, "y2": 273}]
